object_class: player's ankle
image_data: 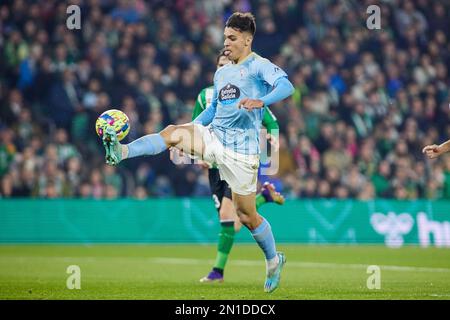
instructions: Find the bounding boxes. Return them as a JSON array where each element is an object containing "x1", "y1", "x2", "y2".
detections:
[
  {"x1": 212, "y1": 267, "x2": 224, "y2": 276},
  {"x1": 266, "y1": 255, "x2": 280, "y2": 274},
  {"x1": 121, "y1": 145, "x2": 129, "y2": 160}
]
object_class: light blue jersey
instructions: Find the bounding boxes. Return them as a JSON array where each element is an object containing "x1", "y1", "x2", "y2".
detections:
[{"x1": 194, "y1": 52, "x2": 289, "y2": 155}]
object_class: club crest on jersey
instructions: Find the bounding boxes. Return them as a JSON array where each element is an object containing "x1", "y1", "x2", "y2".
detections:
[{"x1": 219, "y1": 83, "x2": 240, "y2": 105}]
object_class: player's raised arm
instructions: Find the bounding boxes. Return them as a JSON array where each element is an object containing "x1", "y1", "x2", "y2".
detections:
[
  {"x1": 260, "y1": 76, "x2": 294, "y2": 106},
  {"x1": 422, "y1": 139, "x2": 450, "y2": 159},
  {"x1": 258, "y1": 59, "x2": 294, "y2": 105},
  {"x1": 239, "y1": 60, "x2": 294, "y2": 111}
]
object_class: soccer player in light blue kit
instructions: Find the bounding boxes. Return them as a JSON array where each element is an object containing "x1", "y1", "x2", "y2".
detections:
[{"x1": 101, "y1": 12, "x2": 294, "y2": 293}]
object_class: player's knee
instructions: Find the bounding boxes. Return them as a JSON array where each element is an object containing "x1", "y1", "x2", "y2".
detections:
[
  {"x1": 160, "y1": 125, "x2": 177, "y2": 145},
  {"x1": 219, "y1": 207, "x2": 230, "y2": 220},
  {"x1": 219, "y1": 202, "x2": 236, "y2": 221},
  {"x1": 161, "y1": 124, "x2": 176, "y2": 136}
]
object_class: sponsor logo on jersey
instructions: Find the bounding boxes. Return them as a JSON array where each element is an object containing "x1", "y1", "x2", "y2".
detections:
[{"x1": 219, "y1": 83, "x2": 240, "y2": 105}]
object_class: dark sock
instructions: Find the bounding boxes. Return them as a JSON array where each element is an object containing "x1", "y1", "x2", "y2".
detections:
[{"x1": 212, "y1": 267, "x2": 224, "y2": 276}]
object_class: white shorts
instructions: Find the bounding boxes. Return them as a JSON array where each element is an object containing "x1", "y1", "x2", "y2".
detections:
[{"x1": 194, "y1": 124, "x2": 260, "y2": 195}]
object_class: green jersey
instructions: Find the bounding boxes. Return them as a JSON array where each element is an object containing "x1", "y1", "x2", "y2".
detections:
[{"x1": 192, "y1": 86, "x2": 279, "y2": 134}]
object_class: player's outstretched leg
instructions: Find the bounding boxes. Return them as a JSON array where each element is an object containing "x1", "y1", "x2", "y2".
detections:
[
  {"x1": 256, "y1": 182, "x2": 285, "y2": 209},
  {"x1": 102, "y1": 126, "x2": 167, "y2": 165},
  {"x1": 102, "y1": 123, "x2": 204, "y2": 166}
]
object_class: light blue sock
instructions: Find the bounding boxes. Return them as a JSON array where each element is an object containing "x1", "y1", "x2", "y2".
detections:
[
  {"x1": 251, "y1": 217, "x2": 277, "y2": 260},
  {"x1": 126, "y1": 134, "x2": 167, "y2": 158}
]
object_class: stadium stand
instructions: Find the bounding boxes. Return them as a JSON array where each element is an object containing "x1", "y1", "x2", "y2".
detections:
[{"x1": 0, "y1": 0, "x2": 449, "y2": 199}]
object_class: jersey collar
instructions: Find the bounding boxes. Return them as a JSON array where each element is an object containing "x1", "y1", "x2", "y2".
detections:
[{"x1": 234, "y1": 52, "x2": 255, "y2": 65}]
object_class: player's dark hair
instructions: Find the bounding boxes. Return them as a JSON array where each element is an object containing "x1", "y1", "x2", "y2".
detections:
[
  {"x1": 216, "y1": 48, "x2": 228, "y2": 64},
  {"x1": 225, "y1": 12, "x2": 256, "y2": 36}
]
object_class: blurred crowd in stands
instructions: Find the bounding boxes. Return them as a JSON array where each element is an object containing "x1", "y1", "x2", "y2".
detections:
[{"x1": 1, "y1": 0, "x2": 449, "y2": 200}]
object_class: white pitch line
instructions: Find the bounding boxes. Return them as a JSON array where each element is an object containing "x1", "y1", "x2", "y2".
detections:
[
  {"x1": 3, "y1": 256, "x2": 449, "y2": 273},
  {"x1": 148, "y1": 257, "x2": 450, "y2": 273}
]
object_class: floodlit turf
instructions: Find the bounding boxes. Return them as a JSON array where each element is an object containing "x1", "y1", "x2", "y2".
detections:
[{"x1": 1, "y1": 245, "x2": 450, "y2": 300}]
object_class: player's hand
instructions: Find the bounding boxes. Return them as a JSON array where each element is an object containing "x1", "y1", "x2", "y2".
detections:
[
  {"x1": 422, "y1": 144, "x2": 442, "y2": 159},
  {"x1": 238, "y1": 98, "x2": 264, "y2": 111}
]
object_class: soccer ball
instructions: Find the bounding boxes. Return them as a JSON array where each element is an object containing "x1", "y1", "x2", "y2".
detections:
[{"x1": 95, "y1": 109, "x2": 130, "y2": 142}]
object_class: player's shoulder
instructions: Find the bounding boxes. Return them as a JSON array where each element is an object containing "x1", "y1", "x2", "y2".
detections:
[
  {"x1": 248, "y1": 53, "x2": 274, "y2": 73},
  {"x1": 250, "y1": 53, "x2": 271, "y2": 65}
]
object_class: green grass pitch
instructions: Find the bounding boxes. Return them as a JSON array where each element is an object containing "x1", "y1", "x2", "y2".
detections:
[{"x1": 1, "y1": 245, "x2": 450, "y2": 300}]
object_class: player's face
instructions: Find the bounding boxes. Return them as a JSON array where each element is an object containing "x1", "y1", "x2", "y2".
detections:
[
  {"x1": 223, "y1": 27, "x2": 252, "y2": 62},
  {"x1": 216, "y1": 55, "x2": 229, "y2": 68}
]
